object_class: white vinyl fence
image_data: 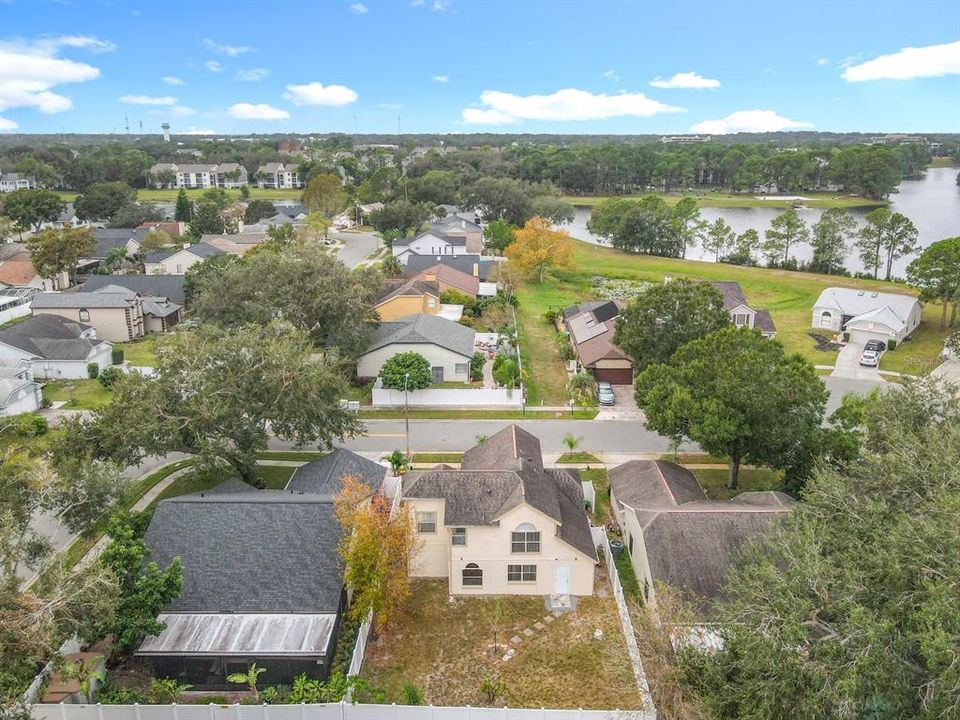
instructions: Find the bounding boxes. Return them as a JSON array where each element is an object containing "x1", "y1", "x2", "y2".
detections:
[
  {"x1": 580, "y1": 481, "x2": 596, "y2": 511},
  {"x1": 347, "y1": 608, "x2": 374, "y2": 678},
  {"x1": 31, "y1": 703, "x2": 654, "y2": 720},
  {"x1": 371, "y1": 381, "x2": 522, "y2": 409}
]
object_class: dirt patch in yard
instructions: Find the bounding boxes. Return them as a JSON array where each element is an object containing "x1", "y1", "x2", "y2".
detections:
[{"x1": 361, "y1": 575, "x2": 642, "y2": 710}]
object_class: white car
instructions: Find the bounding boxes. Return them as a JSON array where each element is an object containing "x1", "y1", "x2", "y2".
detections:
[{"x1": 859, "y1": 349, "x2": 880, "y2": 367}]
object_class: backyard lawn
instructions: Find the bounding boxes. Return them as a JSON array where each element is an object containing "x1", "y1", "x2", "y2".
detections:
[
  {"x1": 361, "y1": 577, "x2": 643, "y2": 710},
  {"x1": 42, "y1": 379, "x2": 113, "y2": 409},
  {"x1": 516, "y1": 239, "x2": 946, "y2": 404},
  {"x1": 116, "y1": 336, "x2": 162, "y2": 367}
]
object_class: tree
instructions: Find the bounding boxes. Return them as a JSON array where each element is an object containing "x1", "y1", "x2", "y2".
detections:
[
  {"x1": 460, "y1": 177, "x2": 531, "y2": 225},
  {"x1": 93, "y1": 511, "x2": 182, "y2": 653},
  {"x1": 678, "y1": 380, "x2": 960, "y2": 720},
  {"x1": 528, "y1": 195, "x2": 575, "y2": 224},
  {"x1": 173, "y1": 188, "x2": 193, "y2": 222},
  {"x1": 138, "y1": 229, "x2": 173, "y2": 253},
  {"x1": 702, "y1": 218, "x2": 736, "y2": 262},
  {"x1": 567, "y1": 371, "x2": 597, "y2": 406},
  {"x1": 227, "y1": 663, "x2": 267, "y2": 702},
  {"x1": 300, "y1": 211, "x2": 332, "y2": 242},
  {"x1": 0, "y1": 188, "x2": 64, "y2": 232},
  {"x1": 26, "y1": 226, "x2": 95, "y2": 286},
  {"x1": 53, "y1": 322, "x2": 363, "y2": 485},
  {"x1": 855, "y1": 209, "x2": 918, "y2": 280},
  {"x1": 190, "y1": 242, "x2": 381, "y2": 360},
  {"x1": 199, "y1": 187, "x2": 230, "y2": 210},
  {"x1": 615, "y1": 280, "x2": 730, "y2": 372},
  {"x1": 367, "y1": 200, "x2": 432, "y2": 238},
  {"x1": 334, "y1": 476, "x2": 419, "y2": 632},
  {"x1": 74, "y1": 182, "x2": 137, "y2": 222},
  {"x1": 0, "y1": 216, "x2": 13, "y2": 244},
  {"x1": 302, "y1": 173, "x2": 348, "y2": 218},
  {"x1": 244, "y1": 199, "x2": 276, "y2": 224},
  {"x1": 380, "y1": 352, "x2": 432, "y2": 390},
  {"x1": 483, "y1": 219, "x2": 517, "y2": 255},
  {"x1": 409, "y1": 169, "x2": 459, "y2": 205},
  {"x1": 811, "y1": 208, "x2": 857, "y2": 275},
  {"x1": 855, "y1": 207, "x2": 891, "y2": 279},
  {"x1": 763, "y1": 207, "x2": 810, "y2": 266},
  {"x1": 106, "y1": 202, "x2": 164, "y2": 229},
  {"x1": 588, "y1": 196, "x2": 683, "y2": 257},
  {"x1": 671, "y1": 197, "x2": 705, "y2": 259},
  {"x1": 492, "y1": 354, "x2": 521, "y2": 388},
  {"x1": 103, "y1": 246, "x2": 132, "y2": 272},
  {"x1": 907, "y1": 237, "x2": 960, "y2": 329},
  {"x1": 381, "y1": 253, "x2": 403, "y2": 278},
  {"x1": 562, "y1": 432, "x2": 581, "y2": 453},
  {"x1": 186, "y1": 201, "x2": 225, "y2": 239},
  {"x1": 505, "y1": 216, "x2": 574, "y2": 282},
  {"x1": 635, "y1": 327, "x2": 827, "y2": 489},
  {"x1": 882, "y1": 212, "x2": 919, "y2": 280},
  {"x1": 726, "y1": 228, "x2": 762, "y2": 266},
  {"x1": 265, "y1": 222, "x2": 298, "y2": 246},
  {"x1": 182, "y1": 253, "x2": 239, "y2": 303}
]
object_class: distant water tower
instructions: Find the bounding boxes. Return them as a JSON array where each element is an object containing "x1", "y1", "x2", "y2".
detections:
[{"x1": 161, "y1": 122, "x2": 171, "y2": 142}]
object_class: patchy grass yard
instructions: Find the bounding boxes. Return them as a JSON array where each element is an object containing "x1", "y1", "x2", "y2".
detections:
[
  {"x1": 42, "y1": 379, "x2": 113, "y2": 409},
  {"x1": 582, "y1": 468, "x2": 610, "y2": 525},
  {"x1": 256, "y1": 450, "x2": 325, "y2": 461},
  {"x1": 361, "y1": 577, "x2": 642, "y2": 710},
  {"x1": 116, "y1": 335, "x2": 162, "y2": 367},
  {"x1": 693, "y1": 467, "x2": 784, "y2": 501}
]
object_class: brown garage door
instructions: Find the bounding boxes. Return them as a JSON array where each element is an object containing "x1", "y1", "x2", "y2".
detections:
[{"x1": 593, "y1": 367, "x2": 634, "y2": 385}]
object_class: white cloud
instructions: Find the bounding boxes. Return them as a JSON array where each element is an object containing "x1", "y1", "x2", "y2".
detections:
[
  {"x1": 162, "y1": 76, "x2": 184, "y2": 86},
  {"x1": 349, "y1": 3, "x2": 369, "y2": 13},
  {"x1": 227, "y1": 103, "x2": 290, "y2": 120},
  {"x1": 0, "y1": 36, "x2": 107, "y2": 115},
  {"x1": 649, "y1": 71, "x2": 720, "y2": 89},
  {"x1": 816, "y1": 57, "x2": 829, "y2": 66},
  {"x1": 842, "y1": 40, "x2": 960, "y2": 81},
  {"x1": 690, "y1": 110, "x2": 812, "y2": 134},
  {"x1": 411, "y1": 0, "x2": 449, "y2": 11},
  {"x1": 180, "y1": 127, "x2": 216, "y2": 135},
  {"x1": 433, "y1": 75, "x2": 449, "y2": 83},
  {"x1": 171, "y1": 106, "x2": 195, "y2": 116},
  {"x1": 283, "y1": 81, "x2": 358, "y2": 106},
  {"x1": 203, "y1": 38, "x2": 252, "y2": 57},
  {"x1": 602, "y1": 69, "x2": 620, "y2": 81},
  {"x1": 120, "y1": 94, "x2": 177, "y2": 105},
  {"x1": 0, "y1": 117, "x2": 18, "y2": 131},
  {"x1": 461, "y1": 88, "x2": 684, "y2": 124},
  {"x1": 234, "y1": 68, "x2": 270, "y2": 82},
  {"x1": 205, "y1": 60, "x2": 224, "y2": 73}
]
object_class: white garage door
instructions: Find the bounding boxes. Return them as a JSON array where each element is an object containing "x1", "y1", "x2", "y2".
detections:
[{"x1": 848, "y1": 328, "x2": 893, "y2": 346}]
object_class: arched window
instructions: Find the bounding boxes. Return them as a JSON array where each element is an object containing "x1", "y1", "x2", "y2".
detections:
[
  {"x1": 462, "y1": 563, "x2": 482, "y2": 587},
  {"x1": 511, "y1": 523, "x2": 541, "y2": 553},
  {"x1": 819, "y1": 311, "x2": 832, "y2": 328}
]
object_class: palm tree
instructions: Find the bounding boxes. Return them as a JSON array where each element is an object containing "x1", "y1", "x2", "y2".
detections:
[
  {"x1": 567, "y1": 372, "x2": 596, "y2": 407},
  {"x1": 562, "y1": 432, "x2": 581, "y2": 455},
  {"x1": 227, "y1": 662, "x2": 267, "y2": 702}
]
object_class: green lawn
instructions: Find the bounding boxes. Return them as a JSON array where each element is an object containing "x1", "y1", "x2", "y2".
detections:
[
  {"x1": 42, "y1": 379, "x2": 113, "y2": 409},
  {"x1": 556, "y1": 452, "x2": 601, "y2": 463},
  {"x1": 256, "y1": 450, "x2": 325, "y2": 461},
  {"x1": 692, "y1": 467, "x2": 784, "y2": 501},
  {"x1": 581, "y1": 468, "x2": 609, "y2": 524},
  {"x1": 562, "y1": 192, "x2": 886, "y2": 210},
  {"x1": 257, "y1": 464, "x2": 295, "y2": 489},
  {"x1": 116, "y1": 336, "x2": 161, "y2": 367},
  {"x1": 55, "y1": 187, "x2": 302, "y2": 203},
  {"x1": 517, "y1": 239, "x2": 946, "y2": 403},
  {"x1": 929, "y1": 158, "x2": 958, "y2": 168},
  {"x1": 411, "y1": 452, "x2": 463, "y2": 464},
  {"x1": 359, "y1": 408, "x2": 598, "y2": 420}
]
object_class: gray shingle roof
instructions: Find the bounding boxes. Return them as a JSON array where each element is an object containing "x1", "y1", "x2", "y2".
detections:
[
  {"x1": 393, "y1": 231, "x2": 466, "y2": 248},
  {"x1": 31, "y1": 291, "x2": 136, "y2": 309},
  {"x1": 610, "y1": 460, "x2": 708, "y2": 509},
  {"x1": 0, "y1": 314, "x2": 103, "y2": 360},
  {"x1": 460, "y1": 424, "x2": 544, "y2": 474},
  {"x1": 286, "y1": 449, "x2": 386, "y2": 500},
  {"x1": 80, "y1": 274, "x2": 186, "y2": 304},
  {"x1": 754, "y1": 308, "x2": 777, "y2": 334},
  {"x1": 376, "y1": 279, "x2": 440, "y2": 304},
  {"x1": 710, "y1": 281, "x2": 748, "y2": 311},
  {"x1": 145, "y1": 483, "x2": 343, "y2": 613},
  {"x1": 403, "y1": 254, "x2": 497, "y2": 281},
  {"x1": 145, "y1": 242, "x2": 224, "y2": 263},
  {"x1": 91, "y1": 228, "x2": 148, "y2": 259},
  {"x1": 366, "y1": 313, "x2": 475, "y2": 358}
]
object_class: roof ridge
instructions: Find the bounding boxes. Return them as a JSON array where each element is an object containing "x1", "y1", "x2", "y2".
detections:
[{"x1": 652, "y1": 460, "x2": 678, "y2": 504}]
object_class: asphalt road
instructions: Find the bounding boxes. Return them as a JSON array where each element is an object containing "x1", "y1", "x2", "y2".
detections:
[{"x1": 332, "y1": 229, "x2": 381, "y2": 268}]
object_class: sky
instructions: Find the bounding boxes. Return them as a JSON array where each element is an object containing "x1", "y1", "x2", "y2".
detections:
[{"x1": 1, "y1": 0, "x2": 959, "y2": 136}]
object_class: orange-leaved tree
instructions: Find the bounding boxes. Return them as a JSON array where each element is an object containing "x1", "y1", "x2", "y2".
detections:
[
  {"x1": 505, "y1": 216, "x2": 574, "y2": 282},
  {"x1": 333, "y1": 476, "x2": 419, "y2": 633}
]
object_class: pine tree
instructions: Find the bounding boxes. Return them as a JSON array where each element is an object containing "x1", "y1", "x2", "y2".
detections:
[{"x1": 174, "y1": 188, "x2": 193, "y2": 222}]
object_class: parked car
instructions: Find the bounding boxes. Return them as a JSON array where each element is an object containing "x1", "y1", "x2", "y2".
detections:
[
  {"x1": 860, "y1": 349, "x2": 881, "y2": 367},
  {"x1": 864, "y1": 339, "x2": 886, "y2": 352},
  {"x1": 596, "y1": 382, "x2": 615, "y2": 406}
]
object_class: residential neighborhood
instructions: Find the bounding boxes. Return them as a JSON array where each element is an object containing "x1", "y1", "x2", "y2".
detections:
[{"x1": 0, "y1": 4, "x2": 958, "y2": 720}]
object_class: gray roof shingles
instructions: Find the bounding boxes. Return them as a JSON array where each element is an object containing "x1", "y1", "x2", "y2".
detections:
[
  {"x1": 0, "y1": 314, "x2": 103, "y2": 360},
  {"x1": 366, "y1": 313, "x2": 475, "y2": 358},
  {"x1": 80, "y1": 274, "x2": 187, "y2": 304},
  {"x1": 286, "y1": 449, "x2": 386, "y2": 500},
  {"x1": 403, "y1": 254, "x2": 497, "y2": 281},
  {"x1": 31, "y1": 291, "x2": 136, "y2": 309}
]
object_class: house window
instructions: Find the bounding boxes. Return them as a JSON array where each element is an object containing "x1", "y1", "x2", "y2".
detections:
[
  {"x1": 819, "y1": 311, "x2": 833, "y2": 328},
  {"x1": 416, "y1": 511, "x2": 437, "y2": 534},
  {"x1": 451, "y1": 527, "x2": 466, "y2": 546},
  {"x1": 462, "y1": 563, "x2": 483, "y2": 587},
  {"x1": 511, "y1": 523, "x2": 541, "y2": 553},
  {"x1": 733, "y1": 313, "x2": 750, "y2": 327},
  {"x1": 78, "y1": 309, "x2": 89, "y2": 322},
  {"x1": 507, "y1": 564, "x2": 537, "y2": 582},
  {"x1": 455, "y1": 363, "x2": 469, "y2": 376}
]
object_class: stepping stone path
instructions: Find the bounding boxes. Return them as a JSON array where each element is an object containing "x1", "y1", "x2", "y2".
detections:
[
  {"x1": 522, "y1": 627, "x2": 534, "y2": 637},
  {"x1": 543, "y1": 615, "x2": 555, "y2": 624},
  {"x1": 510, "y1": 635, "x2": 522, "y2": 644},
  {"x1": 533, "y1": 622, "x2": 545, "y2": 631},
  {"x1": 502, "y1": 610, "x2": 567, "y2": 662}
]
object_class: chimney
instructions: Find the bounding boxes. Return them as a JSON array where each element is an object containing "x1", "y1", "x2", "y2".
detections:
[{"x1": 472, "y1": 263, "x2": 479, "y2": 277}]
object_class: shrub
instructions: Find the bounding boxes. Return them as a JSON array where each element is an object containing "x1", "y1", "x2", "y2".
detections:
[
  {"x1": 97, "y1": 367, "x2": 122, "y2": 387},
  {"x1": 555, "y1": 332, "x2": 576, "y2": 362},
  {"x1": 13, "y1": 413, "x2": 48, "y2": 437},
  {"x1": 479, "y1": 674, "x2": 506, "y2": 705},
  {"x1": 402, "y1": 682, "x2": 424, "y2": 705},
  {"x1": 440, "y1": 289, "x2": 475, "y2": 309},
  {"x1": 542, "y1": 308, "x2": 561, "y2": 324},
  {"x1": 887, "y1": 339, "x2": 897, "y2": 350},
  {"x1": 380, "y1": 352, "x2": 432, "y2": 391},
  {"x1": 96, "y1": 683, "x2": 147, "y2": 705},
  {"x1": 87, "y1": 362, "x2": 100, "y2": 379},
  {"x1": 843, "y1": 332, "x2": 850, "y2": 342},
  {"x1": 470, "y1": 351, "x2": 485, "y2": 381},
  {"x1": 111, "y1": 348, "x2": 125, "y2": 365}
]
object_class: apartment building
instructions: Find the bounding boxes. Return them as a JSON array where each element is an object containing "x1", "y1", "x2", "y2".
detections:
[{"x1": 148, "y1": 163, "x2": 249, "y2": 189}]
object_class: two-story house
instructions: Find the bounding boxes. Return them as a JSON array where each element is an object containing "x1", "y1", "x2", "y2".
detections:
[
  {"x1": 392, "y1": 231, "x2": 469, "y2": 265},
  {"x1": 711, "y1": 282, "x2": 777, "y2": 338},
  {"x1": 403, "y1": 426, "x2": 597, "y2": 598},
  {"x1": 31, "y1": 290, "x2": 145, "y2": 342},
  {"x1": 144, "y1": 242, "x2": 224, "y2": 275},
  {"x1": 255, "y1": 162, "x2": 302, "y2": 189}
]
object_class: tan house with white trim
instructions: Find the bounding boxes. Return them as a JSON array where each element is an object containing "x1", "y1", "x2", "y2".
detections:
[
  {"x1": 374, "y1": 280, "x2": 440, "y2": 322},
  {"x1": 403, "y1": 426, "x2": 597, "y2": 597},
  {"x1": 31, "y1": 291, "x2": 145, "y2": 342}
]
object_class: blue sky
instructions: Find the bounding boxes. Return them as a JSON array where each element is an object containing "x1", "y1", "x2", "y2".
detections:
[{"x1": 1, "y1": 0, "x2": 958, "y2": 135}]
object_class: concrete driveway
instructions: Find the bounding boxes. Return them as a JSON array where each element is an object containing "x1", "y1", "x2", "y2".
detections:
[
  {"x1": 831, "y1": 341, "x2": 882, "y2": 381},
  {"x1": 595, "y1": 384, "x2": 644, "y2": 421}
]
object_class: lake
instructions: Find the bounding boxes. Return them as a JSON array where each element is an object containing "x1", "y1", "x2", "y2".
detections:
[{"x1": 562, "y1": 166, "x2": 960, "y2": 276}]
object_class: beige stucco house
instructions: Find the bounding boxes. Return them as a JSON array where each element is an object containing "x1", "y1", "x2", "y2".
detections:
[
  {"x1": 144, "y1": 243, "x2": 224, "y2": 275},
  {"x1": 403, "y1": 426, "x2": 597, "y2": 597},
  {"x1": 31, "y1": 291, "x2": 145, "y2": 343},
  {"x1": 375, "y1": 280, "x2": 441, "y2": 322}
]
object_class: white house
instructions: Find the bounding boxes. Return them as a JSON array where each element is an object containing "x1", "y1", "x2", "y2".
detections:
[
  {"x1": 0, "y1": 366, "x2": 42, "y2": 416},
  {"x1": 403, "y1": 426, "x2": 597, "y2": 598},
  {"x1": 144, "y1": 243, "x2": 224, "y2": 275},
  {"x1": 0, "y1": 315, "x2": 113, "y2": 380},
  {"x1": 812, "y1": 287, "x2": 922, "y2": 346},
  {"x1": 357, "y1": 313, "x2": 475, "y2": 383},
  {"x1": 0, "y1": 171, "x2": 37, "y2": 193},
  {"x1": 392, "y1": 231, "x2": 470, "y2": 265},
  {"x1": 711, "y1": 282, "x2": 777, "y2": 338},
  {"x1": 148, "y1": 163, "x2": 248, "y2": 189},
  {"x1": 255, "y1": 163, "x2": 302, "y2": 189}
]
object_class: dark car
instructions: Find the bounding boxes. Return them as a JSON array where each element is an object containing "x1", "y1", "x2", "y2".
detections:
[
  {"x1": 596, "y1": 382, "x2": 615, "y2": 406},
  {"x1": 864, "y1": 339, "x2": 886, "y2": 352}
]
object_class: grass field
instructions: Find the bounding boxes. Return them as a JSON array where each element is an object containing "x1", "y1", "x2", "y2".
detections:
[
  {"x1": 361, "y1": 577, "x2": 643, "y2": 710},
  {"x1": 43, "y1": 379, "x2": 113, "y2": 409},
  {"x1": 516, "y1": 239, "x2": 946, "y2": 403},
  {"x1": 55, "y1": 187, "x2": 301, "y2": 203},
  {"x1": 116, "y1": 335, "x2": 161, "y2": 367},
  {"x1": 562, "y1": 191, "x2": 887, "y2": 210}
]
